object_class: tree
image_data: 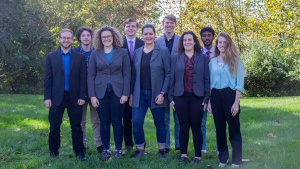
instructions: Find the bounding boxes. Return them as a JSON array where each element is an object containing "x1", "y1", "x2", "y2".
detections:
[{"x1": 0, "y1": 0, "x2": 55, "y2": 93}]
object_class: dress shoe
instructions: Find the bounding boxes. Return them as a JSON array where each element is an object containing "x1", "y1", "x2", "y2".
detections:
[
  {"x1": 97, "y1": 145, "x2": 103, "y2": 153},
  {"x1": 50, "y1": 152, "x2": 59, "y2": 158},
  {"x1": 179, "y1": 156, "x2": 187, "y2": 164},
  {"x1": 76, "y1": 152, "x2": 86, "y2": 161},
  {"x1": 131, "y1": 149, "x2": 145, "y2": 160}
]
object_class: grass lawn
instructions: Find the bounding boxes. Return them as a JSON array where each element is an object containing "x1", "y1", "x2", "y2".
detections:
[{"x1": 0, "y1": 94, "x2": 299, "y2": 169}]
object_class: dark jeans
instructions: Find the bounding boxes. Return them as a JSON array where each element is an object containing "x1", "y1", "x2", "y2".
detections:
[
  {"x1": 48, "y1": 92, "x2": 84, "y2": 154},
  {"x1": 211, "y1": 87, "x2": 242, "y2": 165},
  {"x1": 96, "y1": 84, "x2": 124, "y2": 151},
  {"x1": 132, "y1": 89, "x2": 166, "y2": 147},
  {"x1": 123, "y1": 101, "x2": 133, "y2": 147},
  {"x1": 174, "y1": 92, "x2": 204, "y2": 157}
]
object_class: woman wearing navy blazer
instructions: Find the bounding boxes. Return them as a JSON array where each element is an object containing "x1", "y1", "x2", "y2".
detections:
[
  {"x1": 88, "y1": 26, "x2": 131, "y2": 161},
  {"x1": 168, "y1": 31, "x2": 210, "y2": 164},
  {"x1": 129, "y1": 24, "x2": 171, "y2": 159}
]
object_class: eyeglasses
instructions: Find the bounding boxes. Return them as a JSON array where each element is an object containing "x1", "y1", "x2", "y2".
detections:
[
  {"x1": 60, "y1": 37, "x2": 73, "y2": 40},
  {"x1": 101, "y1": 35, "x2": 113, "y2": 39}
]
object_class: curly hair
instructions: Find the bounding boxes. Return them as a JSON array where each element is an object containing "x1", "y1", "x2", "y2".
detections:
[
  {"x1": 93, "y1": 25, "x2": 123, "y2": 50},
  {"x1": 177, "y1": 31, "x2": 202, "y2": 53},
  {"x1": 75, "y1": 26, "x2": 93, "y2": 43},
  {"x1": 215, "y1": 32, "x2": 241, "y2": 76}
]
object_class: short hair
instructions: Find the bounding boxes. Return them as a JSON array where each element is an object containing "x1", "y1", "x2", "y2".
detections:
[
  {"x1": 178, "y1": 31, "x2": 202, "y2": 53},
  {"x1": 141, "y1": 24, "x2": 156, "y2": 34},
  {"x1": 163, "y1": 14, "x2": 176, "y2": 23},
  {"x1": 123, "y1": 18, "x2": 139, "y2": 28},
  {"x1": 93, "y1": 25, "x2": 123, "y2": 50},
  {"x1": 200, "y1": 27, "x2": 215, "y2": 37},
  {"x1": 59, "y1": 28, "x2": 73, "y2": 37},
  {"x1": 75, "y1": 26, "x2": 93, "y2": 43}
]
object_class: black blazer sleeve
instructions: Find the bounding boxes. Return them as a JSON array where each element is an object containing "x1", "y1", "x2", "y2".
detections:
[{"x1": 44, "y1": 53, "x2": 53, "y2": 101}]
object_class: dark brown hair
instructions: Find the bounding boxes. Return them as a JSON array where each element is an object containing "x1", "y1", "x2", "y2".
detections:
[{"x1": 177, "y1": 31, "x2": 202, "y2": 53}]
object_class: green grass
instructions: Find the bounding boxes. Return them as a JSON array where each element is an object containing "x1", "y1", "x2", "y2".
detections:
[{"x1": 0, "y1": 95, "x2": 299, "y2": 169}]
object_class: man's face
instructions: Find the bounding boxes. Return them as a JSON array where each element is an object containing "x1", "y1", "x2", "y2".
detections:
[
  {"x1": 162, "y1": 18, "x2": 176, "y2": 34},
  {"x1": 201, "y1": 31, "x2": 214, "y2": 48},
  {"x1": 79, "y1": 30, "x2": 92, "y2": 46},
  {"x1": 59, "y1": 31, "x2": 73, "y2": 49},
  {"x1": 124, "y1": 22, "x2": 138, "y2": 37}
]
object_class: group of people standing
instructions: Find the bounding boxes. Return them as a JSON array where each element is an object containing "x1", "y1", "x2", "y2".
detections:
[{"x1": 44, "y1": 14, "x2": 244, "y2": 168}]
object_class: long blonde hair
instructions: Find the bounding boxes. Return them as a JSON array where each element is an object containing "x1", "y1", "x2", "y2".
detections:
[{"x1": 215, "y1": 32, "x2": 240, "y2": 76}]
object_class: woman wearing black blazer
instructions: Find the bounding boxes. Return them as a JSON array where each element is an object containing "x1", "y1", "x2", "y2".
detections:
[
  {"x1": 168, "y1": 31, "x2": 210, "y2": 164},
  {"x1": 88, "y1": 26, "x2": 131, "y2": 161}
]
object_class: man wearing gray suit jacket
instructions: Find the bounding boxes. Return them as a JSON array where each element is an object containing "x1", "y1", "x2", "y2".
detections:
[{"x1": 155, "y1": 14, "x2": 180, "y2": 153}]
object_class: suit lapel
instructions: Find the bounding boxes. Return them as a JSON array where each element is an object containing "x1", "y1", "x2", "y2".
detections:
[
  {"x1": 98, "y1": 50, "x2": 109, "y2": 66},
  {"x1": 55, "y1": 50, "x2": 64, "y2": 74},
  {"x1": 171, "y1": 35, "x2": 179, "y2": 56},
  {"x1": 123, "y1": 38, "x2": 129, "y2": 49},
  {"x1": 179, "y1": 52, "x2": 185, "y2": 70},
  {"x1": 135, "y1": 47, "x2": 143, "y2": 65},
  {"x1": 110, "y1": 49, "x2": 120, "y2": 64},
  {"x1": 193, "y1": 53, "x2": 200, "y2": 72},
  {"x1": 68, "y1": 49, "x2": 76, "y2": 75},
  {"x1": 150, "y1": 45, "x2": 159, "y2": 63}
]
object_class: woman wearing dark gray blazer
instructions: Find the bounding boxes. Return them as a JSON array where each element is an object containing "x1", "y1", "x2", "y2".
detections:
[
  {"x1": 129, "y1": 24, "x2": 171, "y2": 159},
  {"x1": 168, "y1": 31, "x2": 210, "y2": 164},
  {"x1": 88, "y1": 26, "x2": 131, "y2": 161}
]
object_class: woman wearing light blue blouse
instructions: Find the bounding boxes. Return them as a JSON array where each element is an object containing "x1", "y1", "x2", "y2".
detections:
[{"x1": 207, "y1": 32, "x2": 244, "y2": 168}]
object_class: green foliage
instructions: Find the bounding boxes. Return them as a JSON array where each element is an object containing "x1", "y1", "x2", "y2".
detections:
[
  {"x1": 0, "y1": 0, "x2": 55, "y2": 93},
  {"x1": 242, "y1": 35, "x2": 300, "y2": 96}
]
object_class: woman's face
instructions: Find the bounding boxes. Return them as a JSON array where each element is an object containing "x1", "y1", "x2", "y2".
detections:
[
  {"x1": 142, "y1": 27, "x2": 155, "y2": 45},
  {"x1": 183, "y1": 34, "x2": 195, "y2": 52},
  {"x1": 101, "y1": 31, "x2": 113, "y2": 48},
  {"x1": 217, "y1": 36, "x2": 227, "y2": 53}
]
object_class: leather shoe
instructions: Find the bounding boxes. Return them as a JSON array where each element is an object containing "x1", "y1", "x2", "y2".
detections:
[
  {"x1": 76, "y1": 152, "x2": 86, "y2": 161},
  {"x1": 50, "y1": 152, "x2": 59, "y2": 158}
]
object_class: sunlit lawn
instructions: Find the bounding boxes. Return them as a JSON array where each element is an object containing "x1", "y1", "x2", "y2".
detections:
[{"x1": 0, "y1": 94, "x2": 299, "y2": 169}]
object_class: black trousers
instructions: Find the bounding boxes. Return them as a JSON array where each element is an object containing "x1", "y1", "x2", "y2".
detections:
[
  {"x1": 123, "y1": 101, "x2": 133, "y2": 147},
  {"x1": 211, "y1": 87, "x2": 242, "y2": 165},
  {"x1": 48, "y1": 93, "x2": 84, "y2": 154},
  {"x1": 174, "y1": 92, "x2": 204, "y2": 157}
]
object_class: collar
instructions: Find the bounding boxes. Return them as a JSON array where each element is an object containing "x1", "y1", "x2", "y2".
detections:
[
  {"x1": 164, "y1": 33, "x2": 175, "y2": 41},
  {"x1": 79, "y1": 45, "x2": 94, "y2": 52},
  {"x1": 203, "y1": 46, "x2": 215, "y2": 54},
  {"x1": 60, "y1": 48, "x2": 72, "y2": 55},
  {"x1": 126, "y1": 36, "x2": 137, "y2": 43}
]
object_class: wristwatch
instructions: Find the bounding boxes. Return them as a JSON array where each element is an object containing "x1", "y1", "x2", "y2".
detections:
[{"x1": 160, "y1": 92, "x2": 166, "y2": 96}]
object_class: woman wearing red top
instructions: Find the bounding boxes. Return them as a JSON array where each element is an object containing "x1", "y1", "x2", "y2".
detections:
[{"x1": 169, "y1": 31, "x2": 210, "y2": 164}]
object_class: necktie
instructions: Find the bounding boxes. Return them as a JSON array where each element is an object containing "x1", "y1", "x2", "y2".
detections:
[
  {"x1": 129, "y1": 40, "x2": 134, "y2": 59},
  {"x1": 206, "y1": 50, "x2": 211, "y2": 62}
]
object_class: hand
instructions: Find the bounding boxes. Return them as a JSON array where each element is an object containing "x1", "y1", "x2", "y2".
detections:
[
  {"x1": 202, "y1": 102, "x2": 207, "y2": 111},
  {"x1": 231, "y1": 102, "x2": 239, "y2": 117},
  {"x1": 207, "y1": 100, "x2": 212, "y2": 115},
  {"x1": 44, "y1": 99, "x2": 52, "y2": 108},
  {"x1": 170, "y1": 101, "x2": 175, "y2": 111},
  {"x1": 77, "y1": 99, "x2": 85, "y2": 106},
  {"x1": 120, "y1": 96, "x2": 128, "y2": 104},
  {"x1": 129, "y1": 94, "x2": 133, "y2": 107},
  {"x1": 91, "y1": 97, "x2": 99, "y2": 108},
  {"x1": 155, "y1": 94, "x2": 164, "y2": 105}
]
